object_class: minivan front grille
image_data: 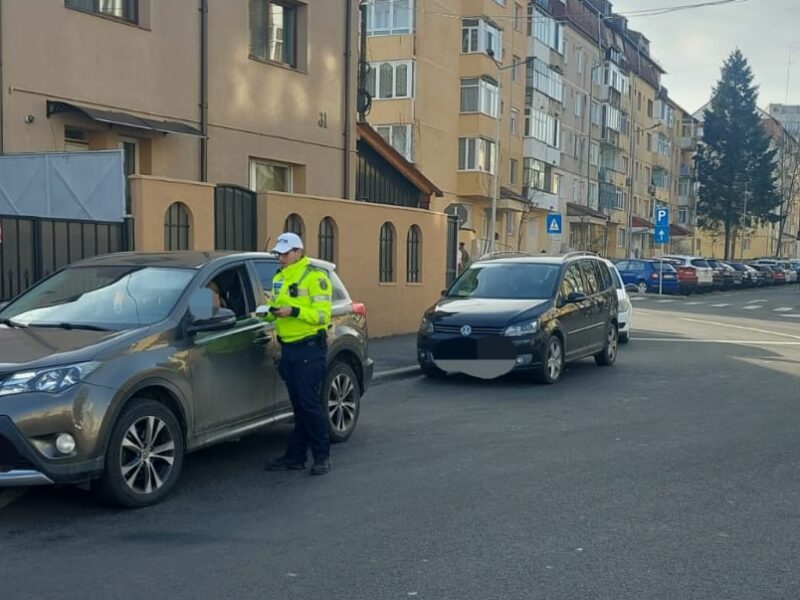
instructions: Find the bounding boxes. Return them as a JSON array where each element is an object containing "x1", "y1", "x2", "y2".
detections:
[{"x1": 434, "y1": 324, "x2": 504, "y2": 336}]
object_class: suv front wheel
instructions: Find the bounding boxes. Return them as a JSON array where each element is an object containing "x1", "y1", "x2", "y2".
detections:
[
  {"x1": 324, "y1": 361, "x2": 361, "y2": 443},
  {"x1": 594, "y1": 323, "x2": 618, "y2": 366}
]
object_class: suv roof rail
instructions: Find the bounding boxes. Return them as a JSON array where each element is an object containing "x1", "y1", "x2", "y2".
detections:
[
  {"x1": 477, "y1": 250, "x2": 536, "y2": 261},
  {"x1": 562, "y1": 251, "x2": 599, "y2": 259}
]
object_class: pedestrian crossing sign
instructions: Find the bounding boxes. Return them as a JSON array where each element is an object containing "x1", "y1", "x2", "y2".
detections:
[{"x1": 546, "y1": 214, "x2": 562, "y2": 235}]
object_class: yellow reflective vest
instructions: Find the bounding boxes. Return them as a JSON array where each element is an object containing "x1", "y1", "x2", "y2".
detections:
[{"x1": 261, "y1": 256, "x2": 332, "y2": 343}]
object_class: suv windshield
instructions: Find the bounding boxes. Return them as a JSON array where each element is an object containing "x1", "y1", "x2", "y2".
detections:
[
  {"x1": 447, "y1": 262, "x2": 560, "y2": 300},
  {"x1": 0, "y1": 266, "x2": 196, "y2": 330}
]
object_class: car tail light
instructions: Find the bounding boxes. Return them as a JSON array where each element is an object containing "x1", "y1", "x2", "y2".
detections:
[
  {"x1": 650, "y1": 272, "x2": 659, "y2": 279},
  {"x1": 352, "y1": 302, "x2": 367, "y2": 318}
]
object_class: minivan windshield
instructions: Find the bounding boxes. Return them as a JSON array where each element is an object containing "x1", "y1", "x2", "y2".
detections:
[
  {"x1": 447, "y1": 262, "x2": 560, "y2": 300},
  {"x1": 0, "y1": 266, "x2": 196, "y2": 330}
]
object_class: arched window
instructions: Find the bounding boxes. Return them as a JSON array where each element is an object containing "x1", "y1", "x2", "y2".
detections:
[
  {"x1": 318, "y1": 217, "x2": 337, "y2": 263},
  {"x1": 379, "y1": 222, "x2": 396, "y2": 283},
  {"x1": 406, "y1": 225, "x2": 422, "y2": 283},
  {"x1": 164, "y1": 202, "x2": 191, "y2": 250},
  {"x1": 284, "y1": 213, "x2": 305, "y2": 238}
]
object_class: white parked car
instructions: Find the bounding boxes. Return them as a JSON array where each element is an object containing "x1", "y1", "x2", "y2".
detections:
[
  {"x1": 604, "y1": 258, "x2": 632, "y2": 343},
  {"x1": 663, "y1": 254, "x2": 715, "y2": 293}
]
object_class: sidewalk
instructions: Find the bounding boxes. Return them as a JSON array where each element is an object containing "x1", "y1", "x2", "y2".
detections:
[{"x1": 368, "y1": 333, "x2": 419, "y2": 379}]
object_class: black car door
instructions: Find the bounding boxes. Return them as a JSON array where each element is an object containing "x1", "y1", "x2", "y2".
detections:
[
  {"x1": 557, "y1": 263, "x2": 592, "y2": 359},
  {"x1": 189, "y1": 263, "x2": 278, "y2": 434},
  {"x1": 579, "y1": 259, "x2": 609, "y2": 353}
]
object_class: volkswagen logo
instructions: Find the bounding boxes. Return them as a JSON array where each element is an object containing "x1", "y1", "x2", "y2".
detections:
[{"x1": 460, "y1": 324, "x2": 472, "y2": 337}]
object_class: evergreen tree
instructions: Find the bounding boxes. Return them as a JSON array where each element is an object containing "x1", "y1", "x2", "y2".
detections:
[{"x1": 697, "y1": 49, "x2": 779, "y2": 259}]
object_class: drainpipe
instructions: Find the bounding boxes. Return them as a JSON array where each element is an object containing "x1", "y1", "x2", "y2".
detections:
[
  {"x1": 199, "y1": 0, "x2": 209, "y2": 181},
  {"x1": 0, "y1": 0, "x2": 5, "y2": 155},
  {"x1": 342, "y1": 0, "x2": 353, "y2": 199}
]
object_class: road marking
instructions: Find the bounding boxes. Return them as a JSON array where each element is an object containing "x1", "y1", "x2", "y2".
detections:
[
  {"x1": 747, "y1": 299, "x2": 767, "y2": 304},
  {"x1": 679, "y1": 317, "x2": 800, "y2": 340},
  {"x1": 742, "y1": 305, "x2": 763, "y2": 310},
  {"x1": 656, "y1": 299, "x2": 675, "y2": 303},
  {"x1": 781, "y1": 314, "x2": 800, "y2": 319},
  {"x1": 0, "y1": 489, "x2": 27, "y2": 510},
  {"x1": 711, "y1": 303, "x2": 731, "y2": 307},
  {"x1": 630, "y1": 297, "x2": 646, "y2": 302},
  {"x1": 774, "y1": 307, "x2": 794, "y2": 312},
  {"x1": 685, "y1": 301, "x2": 705, "y2": 305},
  {"x1": 633, "y1": 338, "x2": 800, "y2": 345}
]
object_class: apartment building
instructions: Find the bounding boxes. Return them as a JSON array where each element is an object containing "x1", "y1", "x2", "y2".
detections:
[
  {"x1": 0, "y1": 0, "x2": 359, "y2": 204},
  {"x1": 769, "y1": 104, "x2": 800, "y2": 141},
  {"x1": 365, "y1": 0, "x2": 550, "y2": 257}
]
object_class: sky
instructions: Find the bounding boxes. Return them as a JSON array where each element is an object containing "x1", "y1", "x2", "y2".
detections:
[{"x1": 610, "y1": 0, "x2": 798, "y2": 114}]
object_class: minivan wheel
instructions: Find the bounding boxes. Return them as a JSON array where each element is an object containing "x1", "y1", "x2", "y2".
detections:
[
  {"x1": 93, "y1": 399, "x2": 184, "y2": 509},
  {"x1": 324, "y1": 362, "x2": 360, "y2": 443},
  {"x1": 595, "y1": 324, "x2": 619, "y2": 366},
  {"x1": 534, "y1": 335, "x2": 564, "y2": 384}
]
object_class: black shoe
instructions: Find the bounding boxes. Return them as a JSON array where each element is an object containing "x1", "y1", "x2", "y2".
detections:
[
  {"x1": 310, "y1": 460, "x2": 331, "y2": 476},
  {"x1": 264, "y1": 457, "x2": 306, "y2": 471}
]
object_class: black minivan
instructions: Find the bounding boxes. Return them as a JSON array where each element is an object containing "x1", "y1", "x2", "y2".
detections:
[{"x1": 417, "y1": 252, "x2": 619, "y2": 383}]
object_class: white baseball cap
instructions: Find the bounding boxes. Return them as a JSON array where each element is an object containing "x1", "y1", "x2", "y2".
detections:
[{"x1": 271, "y1": 232, "x2": 304, "y2": 254}]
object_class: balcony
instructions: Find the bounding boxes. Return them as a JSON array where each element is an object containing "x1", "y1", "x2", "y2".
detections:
[
  {"x1": 679, "y1": 136, "x2": 697, "y2": 150},
  {"x1": 600, "y1": 127, "x2": 620, "y2": 148},
  {"x1": 524, "y1": 137, "x2": 560, "y2": 167}
]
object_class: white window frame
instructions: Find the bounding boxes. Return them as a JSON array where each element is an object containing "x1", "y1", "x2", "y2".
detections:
[
  {"x1": 590, "y1": 142, "x2": 599, "y2": 166},
  {"x1": 460, "y1": 77, "x2": 499, "y2": 117},
  {"x1": 510, "y1": 158, "x2": 518, "y2": 184},
  {"x1": 368, "y1": 60, "x2": 414, "y2": 100},
  {"x1": 375, "y1": 124, "x2": 414, "y2": 162},
  {"x1": 250, "y1": 159, "x2": 293, "y2": 193},
  {"x1": 366, "y1": 0, "x2": 414, "y2": 36},
  {"x1": 528, "y1": 108, "x2": 561, "y2": 149},
  {"x1": 529, "y1": 58, "x2": 564, "y2": 103},
  {"x1": 461, "y1": 18, "x2": 503, "y2": 59},
  {"x1": 510, "y1": 107, "x2": 519, "y2": 135},
  {"x1": 458, "y1": 138, "x2": 496, "y2": 173},
  {"x1": 532, "y1": 8, "x2": 565, "y2": 55},
  {"x1": 575, "y1": 92, "x2": 584, "y2": 118}
]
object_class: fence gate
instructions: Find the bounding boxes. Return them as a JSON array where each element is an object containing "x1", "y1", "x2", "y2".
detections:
[
  {"x1": 445, "y1": 214, "x2": 459, "y2": 287},
  {"x1": 0, "y1": 216, "x2": 129, "y2": 302},
  {"x1": 215, "y1": 185, "x2": 258, "y2": 251}
]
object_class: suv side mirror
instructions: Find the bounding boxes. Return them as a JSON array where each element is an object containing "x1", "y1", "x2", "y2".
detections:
[{"x1": 189, "y1": 307, "x2": 237, "y2": 333}]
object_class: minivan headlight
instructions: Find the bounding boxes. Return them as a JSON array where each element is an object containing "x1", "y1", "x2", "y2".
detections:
[
  {"x1": 0, "y1": 361, "x2": 101, "y2": 397},
  {"x1": 504, "y1": 320, "x2": 539, "y2": 337},
  {"x1": 619, "y1": 297, "x2": 631, "y2": 313},
  {"x1": 419, "y1": 317, "x2": 434, "y2": 336}
]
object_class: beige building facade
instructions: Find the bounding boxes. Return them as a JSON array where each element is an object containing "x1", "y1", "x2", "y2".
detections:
[{"x1": 1, "y1": 0, "x2": 358, "y2": 201}]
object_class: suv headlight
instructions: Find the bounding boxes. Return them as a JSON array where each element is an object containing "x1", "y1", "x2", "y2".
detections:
[
  {"x1": 504, "y1": 320, "x2": 539, "y2": 337},
  {"x1": 419, "y1": 317, "x2": 434, "y2": 336},
  {"x1": 0, "y1": 361, "x2": 101, "y2": 397}
]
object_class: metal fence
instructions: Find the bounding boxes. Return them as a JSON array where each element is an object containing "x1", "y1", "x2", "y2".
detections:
[{"x1": 0, "y1": 215, "x2": 130, "y2": 302}]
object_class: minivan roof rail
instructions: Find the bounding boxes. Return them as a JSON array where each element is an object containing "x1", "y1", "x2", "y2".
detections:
[
  {"x1": 477, "y1": 251, "x2": 536, "y2": 261},
  {"x1": 562, "y1": 251, "x2": 598, "y2": 259}
]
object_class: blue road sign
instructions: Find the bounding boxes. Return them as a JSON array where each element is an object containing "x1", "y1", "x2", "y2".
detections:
[
  {"x1": 655, "y1": 206, "x2": 670, "y2": 228},
  {"x1": 654, "y1": 226, "x2": 670, "y2": 245},
  {"x1": 546, "y1": 214, "x2": 562, "y2": 235}
]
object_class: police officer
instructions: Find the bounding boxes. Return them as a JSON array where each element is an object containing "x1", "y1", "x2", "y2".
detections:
[{"x1": 260, "y1": 232, "x2": 333, "y2": 475}]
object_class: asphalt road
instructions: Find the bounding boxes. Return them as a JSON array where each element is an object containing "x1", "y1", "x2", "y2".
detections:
[{"x1": 2, "y1": 285, "x2": 800, "y2": 600}]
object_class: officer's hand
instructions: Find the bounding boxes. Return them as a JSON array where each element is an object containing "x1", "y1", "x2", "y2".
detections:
[{"x1": 273, "y1": 306, "x2": 293, "y2": 318}]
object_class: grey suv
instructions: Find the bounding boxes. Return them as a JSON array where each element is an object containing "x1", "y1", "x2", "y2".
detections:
[{"x1": 0, "y1": 252, "x2": 373, "y2": 507}]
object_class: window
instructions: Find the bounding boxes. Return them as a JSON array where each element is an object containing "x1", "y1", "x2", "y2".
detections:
[
  {"x1": 367, "y1": 60, "x2": 414, "y2": 99},
  {"x1": 458, "y1": 138, "x2": 496, "y2": 173},
  {"x1": 251, "y1": 160, "x2": 292, "y2": 192},
  {"x1": 579, "y1": 260, "x2": 600, "y2": 295},
  {"x1": 65, "y1": 127, "x2": 89, "y2": 151},
  {"x1": 575, "y1": 92, "x2": 584, "y2": 118},
  {"x1": 531, "y1": 7, "x2": 565, "y2": 54},
  {"x1": 552, "y1": 173, "x2": 561, "y2": 195},
  {"x1": 318, "y1": 217, "x2": 337, "y2": 263},
  {"x1": 164, "y1": 202, "x2": 191, "y2": 250},
  {"x1": 678, "y1": 208, "x2": 687, "y2": 224},
  {"x1": 250, "y1": 0, "x2": 298, "y2": 67},
  {"x1": 523, "y1": 158, "x2": 547, "y2": 191},
  {"x1": 510, "y1": 107, "x2": 519, "y2": 134},
  {"x1": 560, "y1": 264, "x2": 586, "y2": 299},
  {"x1": 527, "y1": 58, "x2": 564, "y2": 103},
  {"x1": 284, "y1": 213, "x2": 304, "y2": 238},
  {"x1": 376, "y1": 124, "x2": 414, "y2": 161},
  {"x1": 461, "y1": 19, "x2": 502, "y2": 58},
  {"x1": 647, "y1": 99, "x2": 654, "y2": 118},
  {"x1": 528, "y1": 108, "x2": 561, "y2": 148},
  {"x1": 577, "y1": 48, "x2": 585, "y2": 75},
  {"x1": 406, "y1": 225, "x2": 421, "y2": 283},
  {"x1": 505, "y1": 213, "x2": 515, "y2": 235},
  {"x1": 589, "y1": 182, "x2": 599, "y2": 207},
  {"x1": 590, "y1": 142, "x2": 599, "y2": 166},
  {"x1": 657, "y1": 133, "x2": 671, "y2": 157},
  {"x1": 514, "y1": 3, "x2": 522, "y2": 31},
  {"x1": 460, "y1": 77, "x2": 499, "y2": 117},
  {"x1": 572, "y1": 135, "x2": 580, "y2": 159},
  {"x1": 646, "y1": 133, "x2": 653, "y2": 152},
  {"x1": 510, "y1": 159, "x2": 518, "y2": 184},
  {"x1": 603, "y1": 64, "x2": 630, "y2": 96},
  {"x1": 65, "y1": 0, "x2": 137, "y2": 23},
  {"x1": 119, "y1": 137, "x2": 139, "y2": 214},
  {"x1": 512, "y1": 55, "x2": 521, "y2": 83},
  {"x1": 591, "y1": 101, "x2": 601, "y2": 126},
  {"x1": 366, "y1": 0, "x2": 413, "y2": 36},
  {"x1": 379, "y1": 222, "x2": 396, "y2": 283},
  {"x1": 618, "y1": 228, "x2": 627, "y2": 248}
]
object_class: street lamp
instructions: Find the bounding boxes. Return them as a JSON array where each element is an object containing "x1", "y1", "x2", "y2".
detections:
[{"x1": 487, "y1": 51, "x2": 531, "y2": 254}]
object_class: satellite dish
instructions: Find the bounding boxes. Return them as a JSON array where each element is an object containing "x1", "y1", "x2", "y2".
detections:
[{"x1": 444, "y1": 203, "x2": 468, "y2": 228}]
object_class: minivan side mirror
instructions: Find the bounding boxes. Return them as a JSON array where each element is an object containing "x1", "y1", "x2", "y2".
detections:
[{"x1": 566, "y1": 291, "x2": 588, "y2": 303}]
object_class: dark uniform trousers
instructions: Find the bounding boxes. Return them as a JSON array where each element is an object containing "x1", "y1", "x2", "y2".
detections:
[{"x1": 278, "y1": 333, "x2": 329, "y2": 464}]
